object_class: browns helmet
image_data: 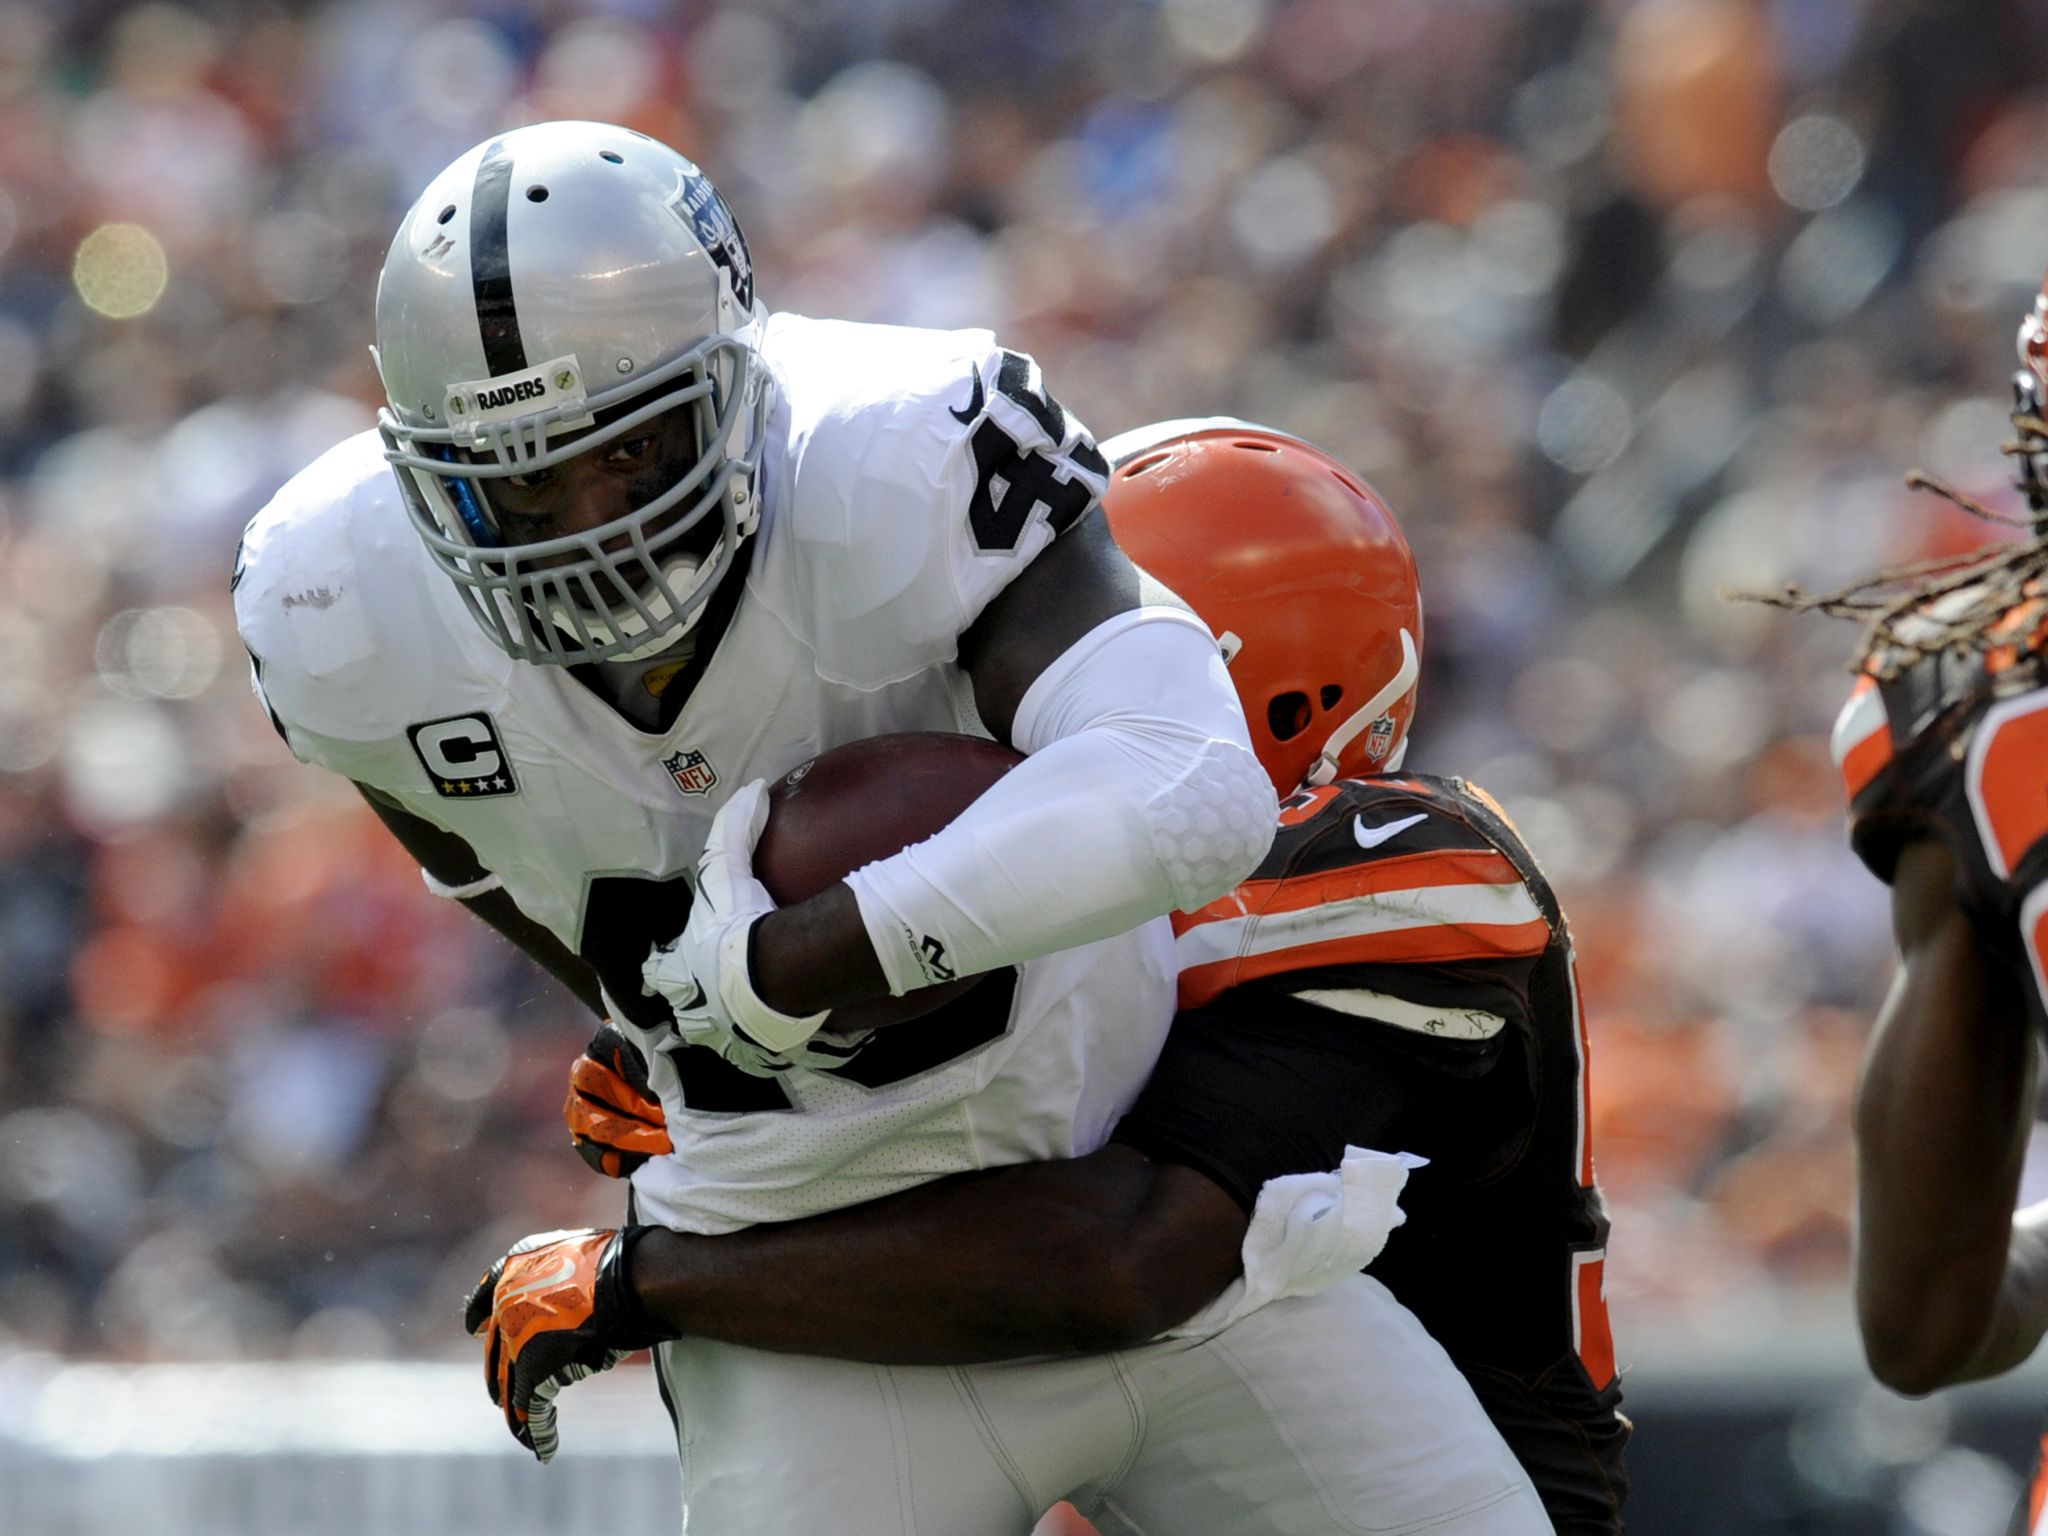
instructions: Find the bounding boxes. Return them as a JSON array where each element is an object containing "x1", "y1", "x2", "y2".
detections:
[{"x1": 1101, "y1": 419, "x2": 1422, "y2": 795}]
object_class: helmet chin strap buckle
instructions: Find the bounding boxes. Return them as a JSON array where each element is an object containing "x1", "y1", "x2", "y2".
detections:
[{"x1": 1304, "y1": 628, "x2": 1418, "y2": 788}]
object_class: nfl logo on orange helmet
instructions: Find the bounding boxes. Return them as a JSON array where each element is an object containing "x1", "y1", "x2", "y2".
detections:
[{"x1": 1365, "y1": 714, "x2": 1397, "y2": 763}]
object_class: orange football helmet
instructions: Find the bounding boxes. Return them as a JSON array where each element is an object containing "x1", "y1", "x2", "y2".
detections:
[{"x1": 1102, "y1": 419, "x2": 1422, "y2": 796}]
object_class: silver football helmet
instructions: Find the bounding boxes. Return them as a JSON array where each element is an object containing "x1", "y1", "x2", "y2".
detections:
[{"x1": 374, "y1": 121, "x2": 771, "y2": 666}]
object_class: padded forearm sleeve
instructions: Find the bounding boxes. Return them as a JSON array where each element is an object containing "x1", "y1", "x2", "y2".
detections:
[{"x1": 845, "y1": 609, "x2": 1277, "y2": 993}]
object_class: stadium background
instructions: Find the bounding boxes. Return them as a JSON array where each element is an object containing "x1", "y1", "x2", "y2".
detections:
[{"x1": 3, "y1": 0, "x2": 2047, "y2": 1530}]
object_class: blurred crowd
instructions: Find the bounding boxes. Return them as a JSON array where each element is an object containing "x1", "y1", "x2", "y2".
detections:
[{"x1": 1, "y1": 0, "x2": 2045, "y2": 1367}]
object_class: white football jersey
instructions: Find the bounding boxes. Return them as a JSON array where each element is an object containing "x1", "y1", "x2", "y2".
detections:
[{"x1": 234, "y1": 313, "x2": 1175, "y2": 1230}]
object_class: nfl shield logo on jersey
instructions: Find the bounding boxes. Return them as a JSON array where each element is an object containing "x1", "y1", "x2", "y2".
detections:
[{"x1": 664, "y1": 749, "x2": 718, "y2": 796}]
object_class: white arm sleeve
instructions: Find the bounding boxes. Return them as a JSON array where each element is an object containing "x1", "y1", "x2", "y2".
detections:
[{"x1": 844, "y1": 607, "x2": 1278, "y2": 993}]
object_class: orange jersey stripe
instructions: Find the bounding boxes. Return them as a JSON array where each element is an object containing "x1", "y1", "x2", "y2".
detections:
[
  {"x1": 1966, "y1": 693, "x2": 2048, "y2": 877},
  {"x1": 1839, "y1": 727, "x2": 1892, "y2": 804},
  {"x1": 1831, "y1": 677, "x2": 1892, "y2": 804},
  {"x1": 1574, "y1": 1251, "x2": 1617, "y2": 1391},
  {"x1": 1277, "y1": 784, "x2": 1345, "y2": 826},
  {"x1": 1173, "y1": 848, "x2": 1526, "y2": 939},
  {"x1": 1178, "y1": 914, "x2": 1552, "y2": 1009}
]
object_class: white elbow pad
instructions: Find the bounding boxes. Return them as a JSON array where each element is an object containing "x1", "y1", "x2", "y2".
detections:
[
  {"x1": 847, "y1": 608, "x2": 1277, "y2": 993},
  {"x1": 1143, "y1": 730, "x2": 1280, "y2": 912},
  {"x1": 1016, "y1": 608, "x2": 1274, "y2": 913}
]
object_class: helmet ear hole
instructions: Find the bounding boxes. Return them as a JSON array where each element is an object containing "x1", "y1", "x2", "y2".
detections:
[
  {"x1": 1319, "y1": 684, "x2": 1343, "y2": 711},
  {"x1": 1268, "y1": 691, "x2": 1312, "y2": 741}
]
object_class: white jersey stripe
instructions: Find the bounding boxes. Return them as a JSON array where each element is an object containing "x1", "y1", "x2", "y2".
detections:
[
  {"x1": 1289, "y1": 987, "x2": 1506, "y2": 1040},
  {"x1": 1568, "y1": 947, "x2": 1589, "y2": 1188},
  {"x1": 1176, "y1": 881, "x2": 1545, "y2": 972}
]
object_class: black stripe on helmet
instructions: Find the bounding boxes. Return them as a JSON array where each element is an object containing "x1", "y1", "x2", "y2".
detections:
[{"x1": 469, "y1": 141, "x2": 528, "y2": 377}]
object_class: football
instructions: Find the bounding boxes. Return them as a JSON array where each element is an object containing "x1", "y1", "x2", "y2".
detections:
[{"x1": 755, "y1": 731, "x2": 1023, "y2": 1032}]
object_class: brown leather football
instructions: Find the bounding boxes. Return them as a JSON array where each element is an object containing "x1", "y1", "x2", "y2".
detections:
[{"x1": 756, "y1": 732, "x2": 1023, "y2": 1032}]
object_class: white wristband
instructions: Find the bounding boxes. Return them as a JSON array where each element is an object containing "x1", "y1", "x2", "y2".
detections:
[
  {"x1": 717, "y1": 921, "x2": 831, "y2": 1053},
  {"x1": 421, "y1": 868, "x2": 504, "y2": 901}
]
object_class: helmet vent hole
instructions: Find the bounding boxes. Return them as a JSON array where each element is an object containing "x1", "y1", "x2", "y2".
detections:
[
  {"x1": 1234, "y1": 440, "x2": 1280, "y2": 453},
  {"x1": 1123, "y1": 453, "x2": 1169, "y2": 478},
  {"x1": 436, "y1": 204, "x2": 457, "y2": 225},
  {"x1": 1268, "y1": 692, "x2": 1312, "y2": 742},
  {"x1": 599, "y1": 151, "x2": 623, "y2": 164},
  {"x1": 526, "y1": 185, "x2": 550, "y2": 202},
  {"x1": 1331, "y1": 469, "x2": 1366, "y2": 497},
  {"x1": 1320, "y1": 684, "x2": 1343, "y2": 710}
]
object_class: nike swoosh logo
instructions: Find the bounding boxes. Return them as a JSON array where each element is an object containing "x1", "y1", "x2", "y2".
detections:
[
  {"x1": 948, "y1": 366, "x2": 985, "y2": 424},
  {"x1": 502, "y1": 1255, "x2": 578, "y2": 1302},
  {"x1": 644, "y1": 971, "x2": 705, "y2": 1011},
  {"x1": 1353, "y1": 811, "x2": 1428, "y2": 850}
]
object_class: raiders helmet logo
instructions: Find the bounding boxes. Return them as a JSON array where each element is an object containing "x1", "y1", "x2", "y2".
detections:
[{"x1": 668, "y1": 168, "x2": 754, "y2": 312}]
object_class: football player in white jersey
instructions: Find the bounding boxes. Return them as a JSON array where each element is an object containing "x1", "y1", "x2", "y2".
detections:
[
  {"x1": 236, "y1": 123, "x2": 1545, "y2": 1535},
  {"x1": 530, "y1": 426, "x2": 1625, "y2": 1535},
  {"x1": 236, "y1": 120, "x2": 1275, "y2": 1234}
]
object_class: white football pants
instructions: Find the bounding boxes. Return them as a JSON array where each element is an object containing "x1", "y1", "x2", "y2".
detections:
[{"x1": 653, "y1": 1273, "x2": 1553, "y2": 1536}]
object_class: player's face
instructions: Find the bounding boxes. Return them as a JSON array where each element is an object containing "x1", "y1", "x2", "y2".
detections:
[{"x1": 473, "y1": 404, "x2": 711, "y2": 568}]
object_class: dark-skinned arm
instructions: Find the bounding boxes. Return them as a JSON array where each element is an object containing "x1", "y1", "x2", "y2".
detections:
[
  {"x1": 355, "y1": 781, "x2": 606, "y2": 1019},
  {"x1": 1853, "y1": 834, "x2": 2048, "y2": 1393},
  {"x1": 628, "y1": 1144, "x2": 1248, "y2": 1363},
  {"x1": 749, "y1": 515, "x2": 1140, "y2": 1018}
]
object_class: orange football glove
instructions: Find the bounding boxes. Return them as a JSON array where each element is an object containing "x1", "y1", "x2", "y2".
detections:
[
  {"x1": 463, "y1": 1226, "x2": 672, "y2": 1462},
  {"x1": 565, "y1": 1024, "x2": 671, "y2": 1178}
]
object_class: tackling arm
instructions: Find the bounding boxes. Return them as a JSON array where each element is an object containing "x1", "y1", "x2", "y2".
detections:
[
  {"x1": 627, "y1": 1145, "x2": 1246, "y2": 1362},
  {"x1": 355, "y1": 782, "x2": 607, "y2": 1018},
  {"x1": 466, "y1": 1145, "x2": 1247, "y2": 1459},
  {"x1": 1853, "y1": 835, "x2": 2048, "y2": 1393}
]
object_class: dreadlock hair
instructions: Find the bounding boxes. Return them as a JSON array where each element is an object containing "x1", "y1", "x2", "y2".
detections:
[{"x1": 1738, "y1": 443, "x2": 2048, "y2": 681}]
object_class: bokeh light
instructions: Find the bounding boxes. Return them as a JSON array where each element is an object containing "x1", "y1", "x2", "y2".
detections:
[
  {"x1": 71, "y1": 223, "x2": 168, "y2": 320},
  {"x1": 93, "y1": 607, "x2": 223, "y2": 702},
  {"x1": 1537, "y1": 374, "x2": 1633, "y2": 474},
  {"x1": 1768, "y1": 115, "x2": 1866, "y2": 212},
  {"x1": 1163, "y1": 0, "x2": 1266, "y2": 62}
]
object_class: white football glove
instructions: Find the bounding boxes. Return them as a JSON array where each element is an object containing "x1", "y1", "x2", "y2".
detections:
[{"x1": 640, "y1": 779, "x2": 861, "y2": 1078}]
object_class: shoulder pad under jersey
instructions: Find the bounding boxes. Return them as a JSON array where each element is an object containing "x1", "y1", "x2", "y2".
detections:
[
  {"x1": 755, "y1": 314, "x2": 1109, "y2": 689},
  {"x1": 233, "y1": 429, "x2": 508, "y2": 757},
  {"x1": 1832, "y1": 594, "x2": 2048, "y2": 882},
  {"x1": 1833, "y1": 607, "x2": 2048, "y2": 1015},
  {"x1": 1172, "y1": 774, "x2": 1558, "y2": 1010}
]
